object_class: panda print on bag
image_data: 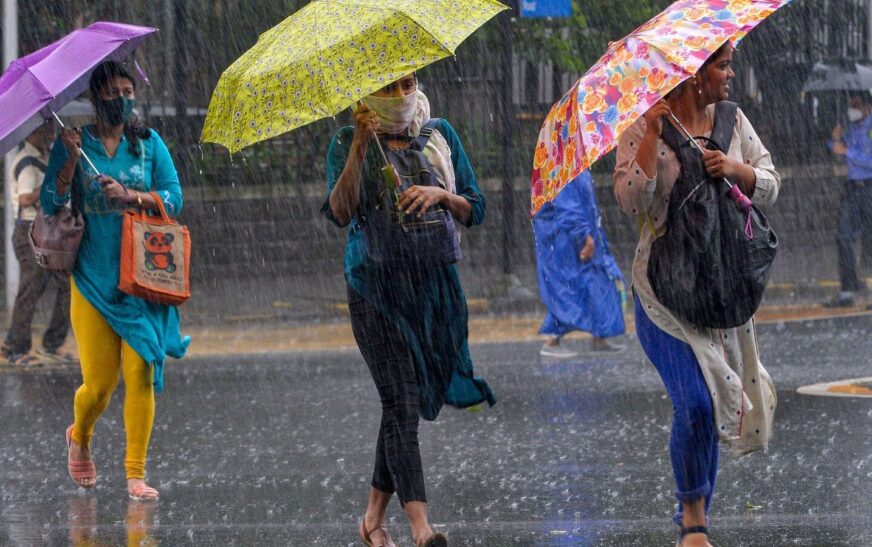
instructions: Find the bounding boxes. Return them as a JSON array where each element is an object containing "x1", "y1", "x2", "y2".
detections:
[{"x1": 143, "y1": 232, "x2": 176, "y2": 273}]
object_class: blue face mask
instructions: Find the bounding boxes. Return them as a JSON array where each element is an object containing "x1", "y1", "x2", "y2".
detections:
[{"x1": 96, "y1": 96, "x2": 135, "y2": 126}]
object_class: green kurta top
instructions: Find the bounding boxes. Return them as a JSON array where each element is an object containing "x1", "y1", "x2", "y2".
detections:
[
  {"x1": 323, "y1": 119, "x2": 495, "y2": 420},
  {"x1": 41, "y1": 126, "x2": 190, "y2": 392}
]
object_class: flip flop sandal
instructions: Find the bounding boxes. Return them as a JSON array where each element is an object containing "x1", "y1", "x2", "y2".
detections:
[
  {"x1": 8, "y1": 353, "x2": 44, "y2": 367},
  {"x1": 359, "y1": 518, "x2": 397, "y2": 547},
  {"x1": 36, "y1": 348, "x2": 78, "y2": 365},
  {"x1": 418, "y1": 533, "x2": 448, "y2": 547},
  {"x1": 66, "y1": 425, "x2": 96, "y2": 488},
  {"x1": 128, "y1": 483, "x2": 160, "y2": 502}
]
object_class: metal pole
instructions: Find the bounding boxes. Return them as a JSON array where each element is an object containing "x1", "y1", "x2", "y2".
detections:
[
  {"x1": 868, "y1": 0, "x2": 872, "y2": 60},
  {"x1": 3, "y1": 0, "x2": 19, "y2": 312},
  {"x1": 500, "y1": 4, "x2": 515, "y2": 277},
  {"x1": 497, "y1": 1, "x2": 535, "y2": 300}
]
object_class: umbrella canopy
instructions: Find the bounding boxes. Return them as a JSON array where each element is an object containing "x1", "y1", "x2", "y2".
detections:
[
  {"x1": 0, "y1": 21, "x2": 157, "y2": 157},
  {"x1": 201, "y1": 0, "x2": 507, "y2": 153},
  {"x1": 529, "y1": 0, "x2": 792, "y2": 216},
  {"x1": 803, "y1": 61, "x2": 872, "y2": 92}
]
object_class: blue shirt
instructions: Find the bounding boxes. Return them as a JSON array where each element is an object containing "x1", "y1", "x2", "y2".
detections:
[
  {"x1": 322, "y1": 119, "x2": 495, "y2": 420},
  {"x1": 41, "y1": 126, "x2": 190, "y2": 392},
  {"x1": 834, "y1": 114, "x2": 872, "y2": 181}
]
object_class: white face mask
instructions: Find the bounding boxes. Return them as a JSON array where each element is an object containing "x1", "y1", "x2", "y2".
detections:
[
  {"x1": 362, "y1": 92, "x2": 418, "y2": 134},
  {"x1": 848, "y1": 107, "x2": 865, "y2": 122}
]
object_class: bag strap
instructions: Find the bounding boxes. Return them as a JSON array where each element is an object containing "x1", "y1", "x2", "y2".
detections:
[
  {"x1": 13, "y1": 156, "x2": 48, "y2": 222},
  {"x1": 708, "y1": 101, "x2": 738, "y2": 154},
  {"x1": 13, "y1": 156, "x2": 47, "y2": 180},
  {"x1": 147, "y1": 191, "x2": 172, "y2": 223},
  {"x1": 410, "y1": 118, "x2": 441, "y2": 151}
]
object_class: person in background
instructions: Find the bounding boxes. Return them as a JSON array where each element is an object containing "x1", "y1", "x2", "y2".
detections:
[
  {"x1": 826, "y1": 90, "x2": 872, "y2": 308},
  {"x1": 2, "y1": 121, "x2": 76, "y2": 367},
  {"x1": 533, "y1": 170, "x2": 626, "y2": 358},
  {"x1": 42, "y1": 61, "x2": 189, "y2": 501}
]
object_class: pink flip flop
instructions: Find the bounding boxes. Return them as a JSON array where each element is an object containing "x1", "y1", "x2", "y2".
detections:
[{"x1": 66, "y1": 425, "x2": 96, "y2": 488}]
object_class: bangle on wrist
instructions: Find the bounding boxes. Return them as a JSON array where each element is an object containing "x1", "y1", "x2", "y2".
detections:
[{"x1": 136, "y1": 192, "x2": 143, "y2": 207}]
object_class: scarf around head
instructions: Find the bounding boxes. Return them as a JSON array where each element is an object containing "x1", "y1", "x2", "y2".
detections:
[
  {"x1": 409, "y1": 90, "x2": 456, "y2": 195},
  {"x1": 364, "y1": 89, "x2": 456, "y2": 195}
]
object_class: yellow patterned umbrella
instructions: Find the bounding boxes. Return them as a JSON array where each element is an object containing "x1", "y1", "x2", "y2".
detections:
[{"x1": 201, "y1": 0, "x2": 508, "y2": 152}]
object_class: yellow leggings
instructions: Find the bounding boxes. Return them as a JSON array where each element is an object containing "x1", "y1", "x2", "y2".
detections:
[{"x1": 70, "y1": 279, "x2": 154, "y2": 479}]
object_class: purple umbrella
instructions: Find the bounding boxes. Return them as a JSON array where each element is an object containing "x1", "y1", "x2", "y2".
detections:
[{"x1": 0, "y1": 21, "x2": 157, "y2": 157}]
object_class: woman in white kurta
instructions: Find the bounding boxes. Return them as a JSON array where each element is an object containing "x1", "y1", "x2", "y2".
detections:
[{"x1": 614, "y1": 44, "x2": 779, "y2": 547}]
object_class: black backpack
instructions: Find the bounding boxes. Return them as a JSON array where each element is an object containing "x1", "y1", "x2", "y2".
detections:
[
  {"x1": 647, "y1": 101, "x2": 778, "y2": 329},
  {"x1": 360, "y1": 119, "x2": 462, "y2": 267}
]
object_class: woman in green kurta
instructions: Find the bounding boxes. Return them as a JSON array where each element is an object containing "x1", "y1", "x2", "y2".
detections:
[
  {"x1": 324, "y1": 74, "x2": 494, "y2": 547},
  {"x1": 42, "y1": 61, "x2": 189, "y2": 501}
]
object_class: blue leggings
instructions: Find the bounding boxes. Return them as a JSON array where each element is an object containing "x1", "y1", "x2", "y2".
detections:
[{"x1": 634, "y1": 295, "x2": 719, "y2": 526}]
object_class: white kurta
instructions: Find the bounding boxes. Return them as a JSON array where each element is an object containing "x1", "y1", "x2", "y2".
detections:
[{"x1": 614, "y1": 105, "x2": 780, "y2": 455}]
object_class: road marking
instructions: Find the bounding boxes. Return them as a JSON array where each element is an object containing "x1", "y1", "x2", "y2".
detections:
[{"x1": 797, "y1": 377, "x2": 872, "y2": 398}]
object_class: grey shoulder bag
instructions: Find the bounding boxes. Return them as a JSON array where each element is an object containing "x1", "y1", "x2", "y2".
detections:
[{"x1": 29, "y1": 165, "x2": 85, "y2": 272}]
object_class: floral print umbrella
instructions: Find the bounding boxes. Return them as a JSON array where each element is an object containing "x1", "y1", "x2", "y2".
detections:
[
  {"x1": 201, "y1": 0, "x2": 507, "y2": 153},
  {"x1": 530, "y1": 0, "x2": 793, "y2": 216}
]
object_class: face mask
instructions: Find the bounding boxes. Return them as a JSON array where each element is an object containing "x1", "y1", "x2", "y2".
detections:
[
  {"x1": 96, "y1": 96, "x2": 135, "y2": 126},
  {"x1": 361, "y1": 92, "x2": 418, "y2": 134},
  {"x1": 848, "y1": 108, "x2": 865, "y2": 123}
]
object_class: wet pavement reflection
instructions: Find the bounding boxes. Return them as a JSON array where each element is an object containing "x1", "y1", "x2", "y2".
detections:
[{"x1": 2, "y1": 314, "x2": 871, "y2": 545}]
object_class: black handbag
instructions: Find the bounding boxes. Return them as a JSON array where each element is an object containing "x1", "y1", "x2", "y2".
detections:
[
  {"x1": 360, "y1": 118, "x2": 462, "y2": 267},
  {"x1": 647, "y1": 101, "x2": 777, "y2": 329}
]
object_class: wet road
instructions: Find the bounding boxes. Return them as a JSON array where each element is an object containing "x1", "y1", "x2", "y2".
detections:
[{"x1": 2, "y1": 314, "x2": 872, "y2": 546}]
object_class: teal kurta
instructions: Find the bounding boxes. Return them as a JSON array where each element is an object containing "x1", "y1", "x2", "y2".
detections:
[
  {"x1": 41, "y1": 126, "x2": 190, "y2": 392},
  {"x1": 323, "y1": 120, "x2": 496, "y2": 421}
]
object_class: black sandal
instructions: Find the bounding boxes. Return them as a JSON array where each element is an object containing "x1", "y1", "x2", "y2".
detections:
[
  {"x1": 678, "y1": 525, "x2": 708, "y2": 545},
  {"x1": 417, "y1": 532, "x2": 448, "y2": 547}
]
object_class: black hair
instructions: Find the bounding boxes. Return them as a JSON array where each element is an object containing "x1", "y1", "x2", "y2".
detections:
[
  {"x1": 848, "y1": 90, "x2": 872, "y2": 106},
  {"x1": 89, "y1": 61, "x2": 150, "y2": 156},
  {"x1": 667, "y1": 41, "x2": 733, "y2": 99}
]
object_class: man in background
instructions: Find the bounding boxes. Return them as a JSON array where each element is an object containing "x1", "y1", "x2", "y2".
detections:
[
  {"x1": 827, "y1": 91, "x2": 872, "y2": 308},
  {"x1": 2, "y1": 122, "x2": 76, "y2": 366}
]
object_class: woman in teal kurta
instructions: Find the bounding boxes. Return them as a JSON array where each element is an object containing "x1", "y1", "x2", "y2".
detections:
[
  {"x1": 324, "y1": 74, "x2": 494, "y2": 547},
  {"x1": 41, "y1": 62, "x2": 189, "y2": 501}
]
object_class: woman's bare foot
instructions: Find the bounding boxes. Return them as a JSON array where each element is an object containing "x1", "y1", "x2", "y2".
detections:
[{"x1": 127, "y1": 478, "x2": 159, "y2": 501}]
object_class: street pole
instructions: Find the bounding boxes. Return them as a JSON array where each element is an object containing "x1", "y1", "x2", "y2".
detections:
[
  {"x1": 498, "y1": 1, "x2": 536, "y2": 300},
  {"x1": 868, "y1": 0, "x2": 872, "y2": 60},
  {"x1": 500, "y1": 5, "x2": 515, "y2": 278},
  {"x1": 3, "y1": 0, "x2": 19, "y2": 312}
]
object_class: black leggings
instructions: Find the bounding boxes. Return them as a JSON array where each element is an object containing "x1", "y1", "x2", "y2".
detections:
[{"x1": 348, "y1": 287, "x2": 426, "y2": 505}]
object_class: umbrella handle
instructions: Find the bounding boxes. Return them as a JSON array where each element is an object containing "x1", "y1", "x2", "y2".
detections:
[
  {"x1": 355, "y1": 101, "x2": 389, "y2": 167},
  {"x1": 668, "y1": 112, "x2": 735, "y2": 190},
  {"x1": 51, "y1": 111, "x2": 101, "y2": 178},
  {"x1": 372, "y1": 130, "x2": 389, "y2": 166}
]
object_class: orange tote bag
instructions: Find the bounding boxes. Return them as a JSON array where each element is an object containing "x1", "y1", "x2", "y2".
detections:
[{"x1": 118, "y1": 192, "x2": 191, "y2": 306}]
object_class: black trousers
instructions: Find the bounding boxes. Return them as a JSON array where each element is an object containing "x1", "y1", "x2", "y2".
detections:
[
  {"x1": 348, "y1": 286, "x2": 426, "y2": 505},
  {"x1": 4, "y1": 222, "x2": 71, "y2": 355},
  {"x1": 836, "y1": 180, "x2": 872, "y2": 292}
]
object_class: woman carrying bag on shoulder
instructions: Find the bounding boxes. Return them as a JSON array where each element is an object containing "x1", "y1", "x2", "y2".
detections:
[
  {"x1": 614, "y1": 43, "x2": 780, "y2": 546},
  {"x1": 41, "y1": 61, "x2": 189, "y2": 501},
  {"x1": 323, "y1": 73, "x2": 495, "y2": 547}
]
